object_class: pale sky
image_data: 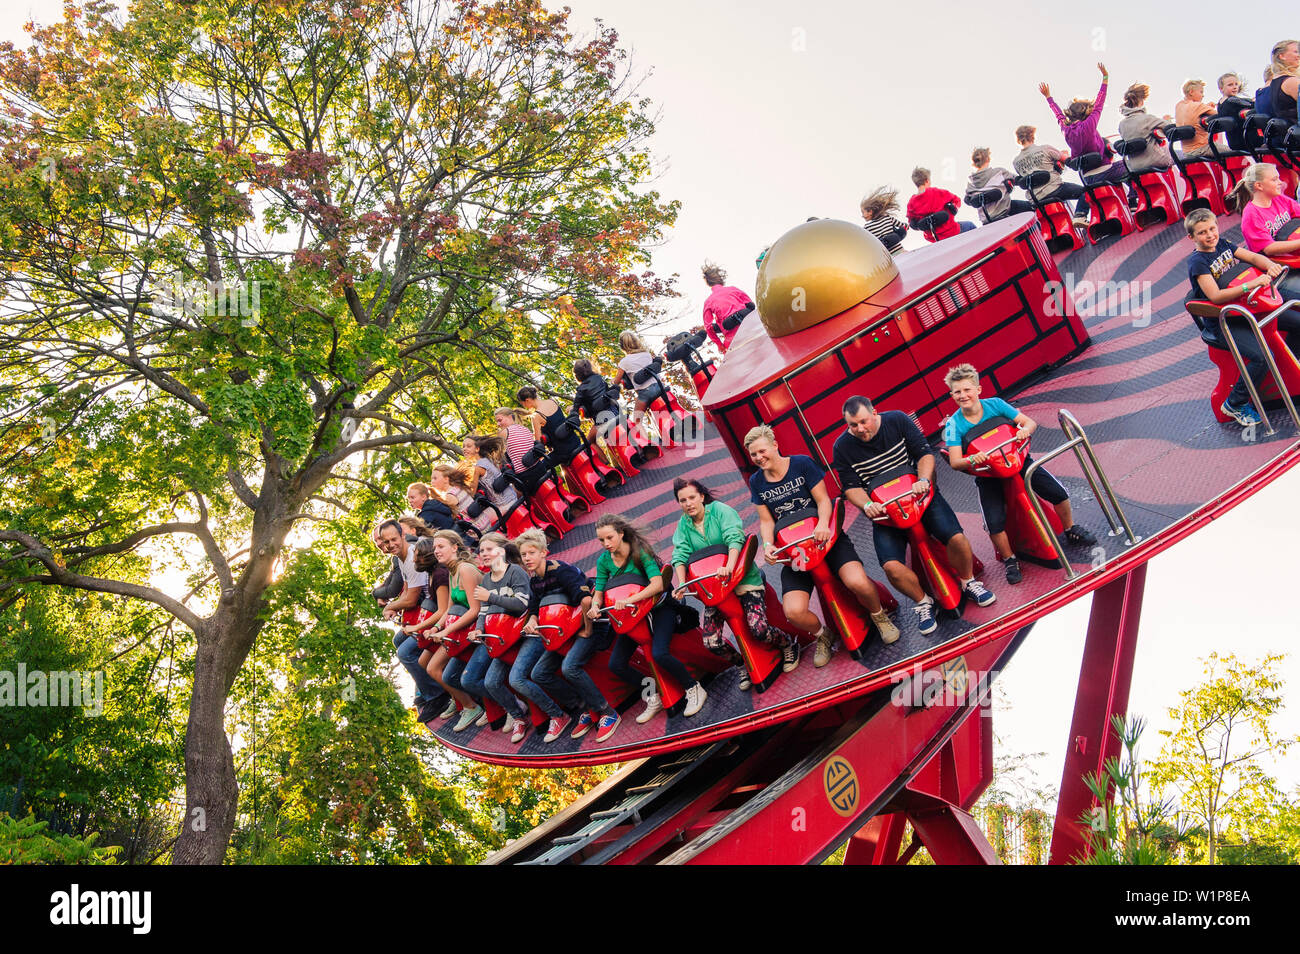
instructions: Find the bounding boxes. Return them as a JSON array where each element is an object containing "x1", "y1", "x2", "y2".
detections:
[{"x1": 5, "y1": 1, "x2": 1297, "y2": 813}]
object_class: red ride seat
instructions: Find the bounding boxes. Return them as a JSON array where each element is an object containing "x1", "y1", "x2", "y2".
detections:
[
  {"x1": 961, "y1": 416, "x2": 1065, "y2": 568},
  {"x1": 1114, "y1": 133, "x2": 1183, "y2": 229},
  {"x1": 770, "y1": 499, "x2": 896, "y2": 660},
  {"x1": 1067, "y1": 153, "x2": 1137, "y2": 245},
  {"x1": 482, "y1": 609, "x2": 550, "y2": 730},
  {"x1": 671, "y1": 537, "x2": 785, "y2": 693},
  {"x1": 1185, "y1": 264, "x2": 1300, "y2": 423},
  {"x1": 867, "y1": 467, "x2": 983, "y2": 615},
  {"x1": 601, "y1": 573, "x2": 722, "y2": 718},
  {"x1": 1021, "y1": 170, "x2": 1084, "y2": 253},
  {"x1": 535, "y1": 594, "x2": 633, "y2": 715},
  {"x1": 1168, "y1": 125, "x2": 1229, "y2": 216}
]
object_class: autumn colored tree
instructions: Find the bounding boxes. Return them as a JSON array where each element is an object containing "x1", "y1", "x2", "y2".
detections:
[
  {"x1": 0, "y1": 0, "x2": 677, "y2": 863},
  {"x1": 1147, "y1": 653, "x2": 1296, "y2": 865}
]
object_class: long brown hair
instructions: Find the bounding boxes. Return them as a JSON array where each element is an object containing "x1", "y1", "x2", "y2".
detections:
[
  {"x1": 432, "y1": 529, "x2": 473, "y2": 582},
  {"x1": 595, "y1": 513, "x2": 660, "y2": 571},
  {"x1": 465, "y1": 433, "x2": 505, "y2": 464}
]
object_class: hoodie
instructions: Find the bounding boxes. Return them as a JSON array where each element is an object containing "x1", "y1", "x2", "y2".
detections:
[
  {"x1": 966, "y1": 166, "x2": 1015, "y2": 222},
  {"x1": 1118, "y1": 105, "x2": 1173, "y2": 173}
]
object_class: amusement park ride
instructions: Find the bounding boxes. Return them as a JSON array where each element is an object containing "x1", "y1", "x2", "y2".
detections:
[{"x1": 424, "y1": 190, "x2": 1300, "y2": 863}]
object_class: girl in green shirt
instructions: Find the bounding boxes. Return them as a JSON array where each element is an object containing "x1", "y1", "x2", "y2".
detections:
[{"x1": 670, "y1": 479, "x2": 799, "y2": 689}]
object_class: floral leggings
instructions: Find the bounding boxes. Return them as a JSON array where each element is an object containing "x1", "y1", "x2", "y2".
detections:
[{"x1": 701, "y1": 588, "x2": 793, "y2": 661}]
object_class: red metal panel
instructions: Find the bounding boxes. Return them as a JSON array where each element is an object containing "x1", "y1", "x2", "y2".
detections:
[{"x1": 1048, "y1": 566, "x2": 1147, "y2": 864}]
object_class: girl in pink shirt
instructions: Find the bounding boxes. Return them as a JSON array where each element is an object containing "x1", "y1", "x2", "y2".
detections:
[
  {"x1": 1235, "y1": 163, "x2": 1300, "y2": 256},
  {"x1": 700, "y1": 262, "x2": 753, "y2": 352}
]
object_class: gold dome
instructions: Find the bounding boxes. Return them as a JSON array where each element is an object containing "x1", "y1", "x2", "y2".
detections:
[{"x1": 755, "y1": 219, "x2": 899, "y2": 338}]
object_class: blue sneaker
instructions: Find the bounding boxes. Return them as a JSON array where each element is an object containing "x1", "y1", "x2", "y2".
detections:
[
  {"x1": 913, "y1": 599, "x2": 938, "y2": 636},
  {"x1": 1221, "y1": 399, "x2": 1262, "y2": 427},
  {"x1": 595, "y1": 713, "x2": 621, "y2": 743},
  {"x1": 570, "y1": 712, "x2": 596, "y2": 740},
  {"x1": 963, "y1": 579, "x2": 997, "y2": 608}
]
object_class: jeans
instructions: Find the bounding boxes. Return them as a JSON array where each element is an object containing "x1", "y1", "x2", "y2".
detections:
[
  {"x1": 607, "y1": 604, "x2": 698, "y2": 695},
  {"x1": 957, "y1": 220, "x2": 976, "y2": 233},
  {"x1": 460, "y1": 643, "x2": 528, "y2": 719},
  {"x1": 509, "y1": 637, "x2": 573, "y2": 719},
  {"x1": 443, "y1": 652, "x2": 469, "y2": 696},
  {"x1": 393, "y1": 631, "x2": 448, "y2": 707},
  {"x1": 534, "y1": 627, "x2": 615, "y2": 716},
  {"x1": 1042, "y1": 181, "x2": 1088, "y2": 217}
]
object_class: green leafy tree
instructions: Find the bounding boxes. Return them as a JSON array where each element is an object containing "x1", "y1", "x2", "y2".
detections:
[
  {"x1": 1075, "y1": 714, "x2": 1198, "y2": 865},
  {"x1": 0, "y1": 0, "x2": 677, "y2": 863},
  {"x1": 1147, "y1": 653, "x2": 1296, "y2": 865}
]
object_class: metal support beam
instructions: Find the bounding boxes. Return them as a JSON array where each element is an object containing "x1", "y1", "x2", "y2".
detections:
[{"x1": 1048, "y1": 565, "x2": 1147, "y2": 864}]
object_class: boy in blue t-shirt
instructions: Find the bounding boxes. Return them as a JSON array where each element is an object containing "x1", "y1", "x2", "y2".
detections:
[
  {"x1": 940, "y1": 364, "x2": 1095, "y2": 584},
  {"x1": 1184, "y1": 208, "x2": 1291, "y2": 427}
]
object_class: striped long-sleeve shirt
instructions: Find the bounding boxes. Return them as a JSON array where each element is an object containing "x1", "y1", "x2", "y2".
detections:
[{"x1": 832, "y1": 411, "x2": 933, "y2": 490}]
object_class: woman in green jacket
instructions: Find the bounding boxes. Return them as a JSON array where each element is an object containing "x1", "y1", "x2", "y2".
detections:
[{"x1": 670, "y1": 478, "x2": 799, "y2": 689}]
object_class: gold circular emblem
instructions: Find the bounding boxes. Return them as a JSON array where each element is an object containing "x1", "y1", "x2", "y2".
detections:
[{"x1": 823, "y1": 756, "x2": 859, "y2": 817}]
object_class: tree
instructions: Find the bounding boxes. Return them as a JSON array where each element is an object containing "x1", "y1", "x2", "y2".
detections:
[
  {"x1": 1147, "y1": 652, "x2": 1296, "y2": 865},
  {"x1": 0, "y1": 0, "x2": 677, "y2": 863}
]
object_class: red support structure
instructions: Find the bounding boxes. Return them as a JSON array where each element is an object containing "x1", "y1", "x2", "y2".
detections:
[{"x1": 1048, "y1": 565, "x2": 1147, "y2": 865}]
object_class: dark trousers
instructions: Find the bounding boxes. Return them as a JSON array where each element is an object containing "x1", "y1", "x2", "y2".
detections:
[{"x1": 607, "y1": 605, "x2": 698, "y2": 695}]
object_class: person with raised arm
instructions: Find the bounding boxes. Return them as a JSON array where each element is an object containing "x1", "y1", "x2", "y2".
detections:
[{"x1": 1039, "y1": 62, "x2": 1127, "y2": 188}]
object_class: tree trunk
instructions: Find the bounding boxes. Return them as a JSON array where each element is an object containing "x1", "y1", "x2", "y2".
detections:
[{"x1": 172, "y1": 631, "x2": 241, "y2": 864}]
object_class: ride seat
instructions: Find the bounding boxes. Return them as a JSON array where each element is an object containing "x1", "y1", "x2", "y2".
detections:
[
  {"x1": 909, "y1": 208, "x2": 953, "y2": 242},
  {"x1": 1020, "y1": 170, "x2": 1084, "y2": 253},
  {"x1": 1167, "y1": 125, "x2": 1228, "y2": 216},
  {"x1": 1114, "y1": 135, "x2": 1181, "y2": 228},
  {"x1": 965, "y1": 187, "x2": 1010, "y2": 223},
  {"x1": 1066, "y1": 153, "x2": 1136, "y2": 244}
]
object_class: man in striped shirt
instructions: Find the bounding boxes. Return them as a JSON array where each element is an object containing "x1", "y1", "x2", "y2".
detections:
[{"x1": 831, "y1": 396, "x2": 994, "y2": 635}]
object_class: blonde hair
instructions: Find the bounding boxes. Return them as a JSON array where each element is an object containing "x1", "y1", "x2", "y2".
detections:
[
  {"x1": 432, "y1": 529, "x2": 473, "y2": 579},
  {"x1": 943, "y1": 363, "x2": 980, "y2": 390},
  {"x1": 743, "y1": 424, "x2": 777, "y2": 450},
  {"x1": 1015, "y1": 125, "x2": 1036, "y2": 145},
  {"x1": 1181, "y1": 78, "x2": 1205, "y2": 96},
  {"x1": 1271, "y1": 39, "x2": 1299, "y2": 77},
  {"x1": 407, "y1": 481, "x2": 431, "y2": 498},
  {"x1": 1228, "y1": 162, "x2": 1279, "y2": 213},
  {"x1": 513, "y1": 528, "x2": 549, "y2": 554},
  {"x1": 1217, "y1": 72, "x2": 1243, "y2": 94},
  {"x1": 1184, "y1": 207, "x2": 1216, "y2": 237},
  {"x1": 399, "y1": 515, "x2": 436, "y2": 538},
  {"x1": 618, "y1": 330, "x2": 646, "y2": 354}
]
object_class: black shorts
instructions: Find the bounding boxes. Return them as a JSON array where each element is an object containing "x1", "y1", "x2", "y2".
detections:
[
  {"x1": 872, "y1": 488, "x2": 964, "y2": 567},
  {"x1": 780, "y1": 534, "x2": 865, "y2": 594},
  {"x1": 974, "y1": 455, "x2": 1069, "y2": 535}
]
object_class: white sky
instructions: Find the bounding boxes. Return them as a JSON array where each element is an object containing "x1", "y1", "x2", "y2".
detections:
[{"x1": 6, "y1": 1, "x2": 1297, "y2": 809}]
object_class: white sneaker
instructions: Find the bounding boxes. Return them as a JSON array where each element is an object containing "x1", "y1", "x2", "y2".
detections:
[
  {"x1": 871, "y1": 610, "x2": 901, "y2": 645},
  {"x1": 438, "y1": 700, "x2": 458, "y2": 720},
  {"x1": 635, "y1": 693, "x2": 663, "y2": 724},
  {"x1": 474, "y1": 711, "x2": 489, "y2": 727},
  {"x1": 510, "y1": 718, "x2": 528, "y2": 744},
  {"x1": 454, "y1": 705, "x2": 483, "y2": 732},
  {"x1": 682, "y1": 683, "x2": 707, "y2": 718}
]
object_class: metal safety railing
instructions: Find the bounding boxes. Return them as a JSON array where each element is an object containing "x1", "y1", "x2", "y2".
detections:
[
  {"x1": 1024, "y1": 409, "x2": 1142, "y2": 580},
  {"x1": 1216, "y1": 300, "x2": 1300, "y2": 437}
]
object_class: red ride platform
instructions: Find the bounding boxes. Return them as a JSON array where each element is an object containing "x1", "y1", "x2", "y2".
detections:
[{"x1": 427, "y1": 213, "x2": 1300, "y2": 864}]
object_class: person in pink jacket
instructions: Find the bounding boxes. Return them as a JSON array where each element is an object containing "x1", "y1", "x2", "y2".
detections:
[{"x1": 700, "y1": 262, "x2": 754, "y2": 352}]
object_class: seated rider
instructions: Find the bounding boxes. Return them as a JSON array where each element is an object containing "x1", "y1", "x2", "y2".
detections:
[
  {"x1": 1011, "y1": 125, "x2": 1088, "y2": 225},
  {"x1": 861, "y1": 186, "x2": 909, "y2": 254},
  {"x1": 906, "y1": 166, "x2": 975, "y2": 242},
  {"x1": 966, "y1": 147, "x2": 1034, "y2": 223},
  {"x1": 406, "y1": 481, "x2": 455, "y2": 531},
  {"x1": 745, "y1": 425, "x2": 898, "y2": 668},
  {"x1": 940, "y1": 364, "x2": 1097, "y2": 585},
  {"x1": 1233, "y1": 163, "x2": 1300, "y2": 275},
  {"x1": 832, "y1": 397, "x2": 996, "y2": 636},
  {"x1": 1184, "y1": 208, "x2": 1294, "y2": 428},
  {"x1": 571, "y1": 358, "x2": 623, "y2": 445},
  {"x1": 700, "y1": 262, "x2": 755, "y2": 353},
  {"x1": 670, "y1": 477, "x2": 800, "y2": 688},
  {"x1": 515, "y1": 529, "x2": 622, "y2": 744},
  {"x1": 587, "y1": 513, "x2": 707, "y2": 723}
]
